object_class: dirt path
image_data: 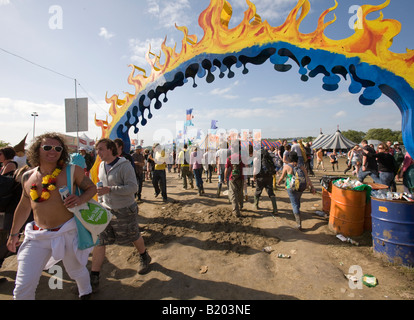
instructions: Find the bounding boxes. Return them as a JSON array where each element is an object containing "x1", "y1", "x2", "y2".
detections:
[{"x1": 1, "y1": 157, "x2": 413, "y2": 300}]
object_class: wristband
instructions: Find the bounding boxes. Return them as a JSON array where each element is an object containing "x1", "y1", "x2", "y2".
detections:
[{"x1": 9, "y1": 232, "x2": 20, "y2": 237}]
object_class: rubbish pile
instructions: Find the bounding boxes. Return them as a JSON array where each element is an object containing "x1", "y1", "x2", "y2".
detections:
[
  {"x1": 332, "y1": 178, "x2": 414, "y2": 202},
  {"x1": 320, "y1": 175, "x2": 344, "y2": 192},
  {"x1": 371, "y1": 189, "x2": 414, "y2": 202},
  {"x1": 333, "y1": 178, "x2": 365, "y2": 190},
  {"x1": 336, "y1": 234, "x2": 359, "y2": 246},
  {"x1": 332, "y1": 178, "x2": 372, "y2": 199}
]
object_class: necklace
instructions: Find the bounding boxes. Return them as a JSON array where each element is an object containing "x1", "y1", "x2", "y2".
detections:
[{"x1": 30, "y1": 160, "x2": 64, "y2": 203}]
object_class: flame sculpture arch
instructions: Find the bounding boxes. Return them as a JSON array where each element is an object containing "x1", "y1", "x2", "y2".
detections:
[{"x1": 92, "y1": 0, "x2": 414, "y2": 181}]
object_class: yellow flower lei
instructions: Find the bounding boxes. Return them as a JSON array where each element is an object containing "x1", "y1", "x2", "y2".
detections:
[{"x1": 30, "y1": 161, "x2": 63, "y2": 203}]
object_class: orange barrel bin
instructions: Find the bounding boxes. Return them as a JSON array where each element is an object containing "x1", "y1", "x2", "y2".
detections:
[
  {"x1": 322, "y1": 188, "x2": 332, "y2": 214},
  {"x1": 329, "y1": 185, "x2": 366, "y2": 237},
  {"x1": 320, "y1": 176, "x2": 344, "y2": 214},
  {"x1": 364, "y1": 183, "x2": 389, "y2": 231}
]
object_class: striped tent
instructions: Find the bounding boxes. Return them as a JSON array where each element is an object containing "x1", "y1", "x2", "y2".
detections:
[
  {"x1": 312, "y1": 130, "x2": 356, "y2": 150},
  {"x1": 262, "y1": 140, "x2": 281, "y2": 149},
  {"x1": 240, "y1": 139, "x2": 281, "y2": 149}
]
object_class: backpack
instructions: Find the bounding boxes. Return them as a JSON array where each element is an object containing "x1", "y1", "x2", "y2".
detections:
[
  {"x1": 390, "y1": 154, "x2": 399, "y2": 175},
  {"x1": 231, "y1": 163, "x2": 242, "y2": 180},
  {"x1": 70, "y1": 153, "x2": 86, "y2": 169},
  {"x1": 183, "y1": 150, "x2": 189, "y2": 165},
  {"x1": 394, "y1": 151, "x2": 404, "y2": 168},
  {"x1": 403, "y1": 164, "x2": 414, "y2": 192},
  {"x1": 260, "y1": 149, "x2": 276, "y2": 175},
  {"x1": 288, "y1": 164, "x2": 307, "y2": 192},
  {"x1": 228, "y1": 155, "x2": 242, "y2": 180}
]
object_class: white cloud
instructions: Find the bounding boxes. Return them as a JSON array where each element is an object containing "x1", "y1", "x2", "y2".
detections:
[
  {"x1": 209, "y1": 80, "x2": 239, "y2": 100},
  {"x1": 229, "y1": 0, "x2": 295, "y2": 24},
  {"x1": 250, "y1": 93, "x2": 344, "y2": 109},
  {"x1": 334, "y1": 110, "x2": 347, "y2": 118},
  {"x1": 0, "y1": 98, "x2": 103, "y2": 145},
  {"x1": 128, "y1": 37, "x2": 177, "y2": 69},
  {"x1": 147, "y1": 0, "x2": 160, "y2": 15},
  {"x1": 0, "y1": 0, "x2": 10, "y2": 6},
  {"x1": 146, "y1": 0, "x2": 191, "y2": 28},
  {"x1": 201, "y1": 106, "x2": 284, "y2": 121},
  {"x1": 98, "y1": 27, "x2": 115, "y2": 40},
  {"x1": 0, "y1": 98, "x2": 65, "y2": 144}
]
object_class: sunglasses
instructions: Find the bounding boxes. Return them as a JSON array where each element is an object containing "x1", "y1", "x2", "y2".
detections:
[{"x1": 41, "y1": 145, "x2": 63, "y2": 152}]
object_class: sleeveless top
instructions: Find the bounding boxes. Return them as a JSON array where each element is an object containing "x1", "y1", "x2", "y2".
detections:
[
  {"x1": 286, "y1": 173, "x2": 294, "y2": 189},
  {"x1": 0, "y1": 161, "x2": 18, "y2": 176}
]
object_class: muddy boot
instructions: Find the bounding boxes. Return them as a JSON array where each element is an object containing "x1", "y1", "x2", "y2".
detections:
[
  {"x1": 216, "y1": 184, "x2": 222, "y2": 198},
  {"x1": 253, "y1": 196, "x2": 259, "y2": 210},
  {"x1": 233, "y1": 210, "x2": 241, "y2": 218},
  {"x1": 138, "y1": 250, "x2": 152, "y2": 274},
  {"x1": 90, "y1": 272, "x2": 100, "y2": 293},
  {"x1": 294, "y1": 213, "x2": 302, "y2": 231},
  {"x1": 270, "y1": 196, "x2": 278, "y2": 214}
]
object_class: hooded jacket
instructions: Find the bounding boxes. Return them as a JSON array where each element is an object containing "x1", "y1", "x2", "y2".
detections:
[{"x1": 98, "y1": 157, "x2": 138, "y2": 210}]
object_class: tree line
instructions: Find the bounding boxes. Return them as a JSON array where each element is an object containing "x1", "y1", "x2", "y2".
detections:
[
  {"x1": 341, "y1": 128, "x2": 403, "y2": 145},
  {"x1": 266, "y1": 128, "x2": 403, "y2": 145}
]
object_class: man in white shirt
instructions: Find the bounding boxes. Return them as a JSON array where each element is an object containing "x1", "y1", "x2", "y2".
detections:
[{"x1": 215, "y1": 143, "x2": 230, "y2": 197}]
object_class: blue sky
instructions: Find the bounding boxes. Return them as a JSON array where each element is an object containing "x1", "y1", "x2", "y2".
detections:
[{"x1": 0, "y1": 0, "x2": 413, "y2": 147}]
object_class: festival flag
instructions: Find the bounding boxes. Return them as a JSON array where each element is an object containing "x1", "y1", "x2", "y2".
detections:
[
  {"x1": 210, "y1": 120, "x2": 218, "y2": 130},
  {"x1": 196, "y1": 128, "x2": 202, "y2": 140},
  {"x1": 177, "y1": 130, "x2": 183, "y2": 140},
  {"x1": 185, "y1": 108, "x2": 194, "y2": 127}
]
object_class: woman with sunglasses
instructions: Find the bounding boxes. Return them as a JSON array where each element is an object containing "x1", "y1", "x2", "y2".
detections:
[{"x1": 7, "y1": 132, "x2": 97, "y2": 300}]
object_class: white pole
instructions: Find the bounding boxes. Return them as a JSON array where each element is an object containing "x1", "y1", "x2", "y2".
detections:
[
  {"x1": 31, "y1": 112, "x2": 38, "y2": 139},
  {"x1": 75, "y1": 79, "x2": 79, "y2": 151}
]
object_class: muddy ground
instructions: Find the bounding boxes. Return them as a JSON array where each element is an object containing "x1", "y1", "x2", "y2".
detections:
[{"x1": 1, "y1": 157, "x2": 413, "y2": 301}]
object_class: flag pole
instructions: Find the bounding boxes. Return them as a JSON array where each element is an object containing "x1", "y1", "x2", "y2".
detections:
[{"x1": 75, "y1": 78, "x2": 79, "y2": 151}]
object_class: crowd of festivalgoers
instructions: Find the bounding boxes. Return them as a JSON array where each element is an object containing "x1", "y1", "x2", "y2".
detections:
[{"x1": 0, "y1": 134, "x2": 413, "y2": 299}]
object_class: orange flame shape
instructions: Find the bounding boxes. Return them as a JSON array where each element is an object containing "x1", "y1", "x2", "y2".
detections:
[{"x1": 95, "y1": 0, "x2": 414, "y2": 139}]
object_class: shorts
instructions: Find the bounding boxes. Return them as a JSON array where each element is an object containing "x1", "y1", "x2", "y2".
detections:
[{"x1": 98, "y1": 203, "x2": 141, "y2": 246}]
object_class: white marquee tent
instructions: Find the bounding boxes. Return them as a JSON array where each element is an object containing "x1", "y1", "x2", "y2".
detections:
[{"x1": 312, "y1": 130, "x2": 357, "y2": 150}]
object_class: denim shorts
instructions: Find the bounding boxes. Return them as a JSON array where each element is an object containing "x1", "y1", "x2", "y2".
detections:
[{"x1": 98, "y1": 203, "x2": 141, "y2": 246}]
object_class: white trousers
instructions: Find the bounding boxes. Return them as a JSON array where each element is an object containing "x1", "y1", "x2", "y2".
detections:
[{"x1": 14, "y1": 219, "x2": 92, "y2": 300}]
